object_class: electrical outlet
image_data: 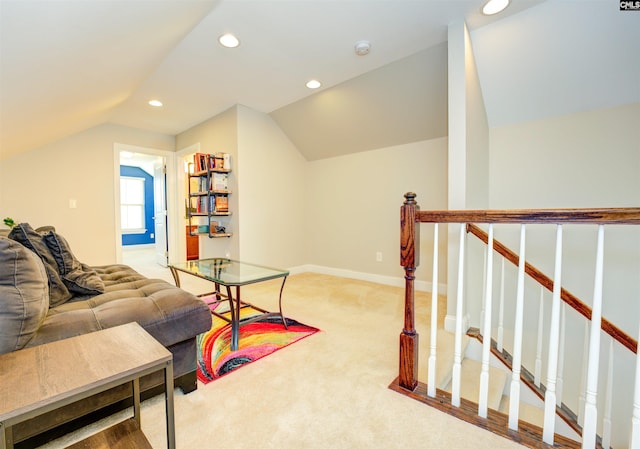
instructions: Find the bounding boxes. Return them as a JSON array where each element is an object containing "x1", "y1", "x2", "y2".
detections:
[{"x1": 376, "y1": 251, "x2": 383, "y2": 262}]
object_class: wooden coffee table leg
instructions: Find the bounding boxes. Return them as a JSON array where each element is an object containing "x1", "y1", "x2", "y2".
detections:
[
  {"x1": 1, "y1": 421, "x2": 12, "y2": 449},
  {"x1": 164, "y1": 360, "x2": 175, "y2": 449},
  {"x1": 132, "y1": 378, "x2": 141, "y2": 426}
]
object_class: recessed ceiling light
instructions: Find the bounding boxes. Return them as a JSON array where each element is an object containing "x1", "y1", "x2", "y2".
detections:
[
  {"x1": 306, "y1": 80, "x2": 321, "y2": 89},
  {"x1": 482, "y1": 0, "x2": 509, "y2": 15},
  {"x1": 148, "y1": 99, "x2": 163, "y2": 107},
  {"x1": 219, "y1": 33, "x2": 240, "y2": 48}
]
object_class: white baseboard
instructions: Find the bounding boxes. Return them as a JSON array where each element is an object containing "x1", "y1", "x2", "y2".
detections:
[
  {"x1": 122, "y1": 243, "x2": 155, "y2": 250},
  {"x1": 288, "y1": 264, "x2": 447, "y2": 294}
]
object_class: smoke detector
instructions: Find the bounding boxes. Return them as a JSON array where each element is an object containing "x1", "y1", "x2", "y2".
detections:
[{"x1": 354, "y1": 40, "x2": 371, "y2": 56}]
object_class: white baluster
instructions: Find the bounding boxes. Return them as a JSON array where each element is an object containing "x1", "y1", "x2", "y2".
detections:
[
  {"x1": 451, "y1": 223, "x2": 466, "y2": 407},
  {"x1": 582, "y1": 225, "x2": 605, "y2": 449},
  {"x1": 428, "y1": 224, "x2": 439, "y2": 398},
  {"x1": 578, "y1": 321, "x2": 589, "y2": 426},
  {"x1": 498, "y1": 258, "x2": 505, "y2": 353},
  {"x1": 478, "y1": 224, "x2": 494, "y2": 418},
  {"x1": 631, "y1": 322, "x2": 640, "y2": 449},
  {"x1": 508, "y1": 224, "x2": 526, "y2": 430},
  {"x1": 535, "y1": 286, "x2": 544, "y2": 387},
  {"x1": 480, "y1": 246, "x2": 487, "y2": 334},
  {"x1": 543, "y1": 224, "x2": 563, "y2": 445},
  {"x1": 601, "y1": 338, "x2": 613, "y2": 449},
  {"x1": 556, "y1": 303, "x2": 566, "y2": 407}
]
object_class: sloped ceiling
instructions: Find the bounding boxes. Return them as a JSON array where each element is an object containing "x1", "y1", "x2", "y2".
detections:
[
  {"x1": 270, "y1": 43, "x2": 448, "y2": 161},
  {"x1": 1, "y1": 0, "x2": 635, "y2": 163},
  {"x1": 471, "y1": 0, "x2": 640, "y2": 128},
  {"x1": 0, "y1": 0, "x2": 219, "y2": 159},
  {"x1": 0, "y1": 0, "x2": 545, "y2": 161}
]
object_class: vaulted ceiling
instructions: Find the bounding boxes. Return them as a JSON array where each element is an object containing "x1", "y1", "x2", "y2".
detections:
[{"x1": 0, "y1": 0, "x2": 637, "y2": 162}]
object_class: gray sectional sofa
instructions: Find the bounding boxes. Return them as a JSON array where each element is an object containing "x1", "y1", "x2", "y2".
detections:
[{"x1": 0, "y1": 223, "x2": 212, "y2": 446}]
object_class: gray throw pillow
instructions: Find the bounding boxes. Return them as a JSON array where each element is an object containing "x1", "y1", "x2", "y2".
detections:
[
  {"x1": 0, "y1": 236, "x2": 49, "y2": 354},
  {"x1": 43, "y1": 231, "x2": 105, "y2": 296},
  {"x1": 8, "y1": 223, "x2": 73, "y2": 307}
]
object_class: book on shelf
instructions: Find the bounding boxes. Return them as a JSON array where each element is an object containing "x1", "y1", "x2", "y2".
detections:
[
  {"x1": 214, "y1": 153, "x2": 224, "y2": 170},
  {"x1": 193, "y1": 152, "x2": 230, "y2": 172},
  {"x1": 189, "y1": 176, "x2": 200, "y2": 193},
  {"x1": 214, "y1": 195, "x2": 228, "y2": 213},
  {"x1": 223, "y1": 153, "x2": 230, "y2": 170},
  {"x1": 188, "y1": 196, "x2": 201, "y2": 213},
  {"x1": 191, "y1": 196, "x2": 229, "y2": 214},
  {"x1": 211, "y1": 173, "x2": 228, "y2": 191},
  {"x1": 193, "y1": 153, "x2": 208, "y2": 172}
]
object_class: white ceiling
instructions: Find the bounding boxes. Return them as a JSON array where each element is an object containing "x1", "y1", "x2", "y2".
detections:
[
  {"x1": 472, "y1": 0, "x2": 640, "y2": 128},
  {"x1": 1, "y1": 0, "x2": 637, "y2": 162}
]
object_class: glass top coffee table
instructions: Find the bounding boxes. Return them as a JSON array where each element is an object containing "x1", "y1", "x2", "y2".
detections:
[{"x1": 169, "y1": 258, "x2": 289, "y2": 351}]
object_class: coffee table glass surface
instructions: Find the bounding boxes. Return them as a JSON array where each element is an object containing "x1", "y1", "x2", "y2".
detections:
[{"x1": 170, "y1": 258, "x2": 289, "y2": 285}]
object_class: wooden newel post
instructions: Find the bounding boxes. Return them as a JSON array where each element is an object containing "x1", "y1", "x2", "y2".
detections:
[{"x1": 399, "y1": 192, "x2": 420, "y2": 391}]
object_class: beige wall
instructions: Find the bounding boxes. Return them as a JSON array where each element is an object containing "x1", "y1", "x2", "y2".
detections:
[
  {"x1": 175, "y1": 106, "x2": 239, "y2": 260},
  {"x1": 490, "y1": 102, "x2": 639, "y2": 209},
  {"x1": 306, "y1": 137, "x2": 448, "y2": 286},
  {"x1": 0, "y1": 123, "x2": 174, "y2": 264},
  {"x1": 177, "y1": 104, "x2": 447, "y2": 284},
  {"x1": 236, "y1": 105, "x2": 308, "y2": 269}
]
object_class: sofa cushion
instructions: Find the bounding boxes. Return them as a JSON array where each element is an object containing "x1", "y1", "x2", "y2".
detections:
[
  {"x1": 0, "y1": 236, "x2": 49, "y2": 354},
  {"x1": 8, "y1": 224, "x2": 72, "y2": 307},
  {"x1": 26, "y1": 266, "x2": 212, "y2": 350},
  {"x1": 43, "y1": 231, "x2": 105, "y2": 296}
]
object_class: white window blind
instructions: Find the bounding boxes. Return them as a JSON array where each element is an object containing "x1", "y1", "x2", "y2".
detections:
[{"x1": 120, "y1": 177, "x2": 145, "y2": 232}]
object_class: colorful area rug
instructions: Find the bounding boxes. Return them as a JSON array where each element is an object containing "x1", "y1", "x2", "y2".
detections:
[{"x1": 196, "y1": 305, "x2": 319, "y2": 383}]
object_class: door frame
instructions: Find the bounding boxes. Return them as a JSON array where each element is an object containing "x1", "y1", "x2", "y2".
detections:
[
  {"x1": 174, "y1": 142, "x2": 201, "y2": 264},
  {"x1": 113, "y1": 143, "x2": 177, "y2": 264}
]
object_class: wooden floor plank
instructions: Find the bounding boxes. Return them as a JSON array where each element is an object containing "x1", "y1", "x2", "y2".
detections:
[{"x1": 388, "y1": 377, "x2": 583, "y2": 449}]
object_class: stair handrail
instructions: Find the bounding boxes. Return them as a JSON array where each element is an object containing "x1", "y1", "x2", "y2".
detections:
[
  {"x1": 466, "y1": 223, "x2": 638, "y2": 354},
  {"x1": 415, "y1": 208, "x2": 640, "y2": 225},
  {"x1": 399, "y1": 193, "x2": 640, "y2": 392}
]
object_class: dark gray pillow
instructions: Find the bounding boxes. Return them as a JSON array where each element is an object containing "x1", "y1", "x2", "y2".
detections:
[
  {"x1": 8, "y1": 223, "x2": 72, "y2": 307},
  {"x1": 43, "y1": 231, "x2": 105, "y2": 296},
  {"x1": 0, "y1": 236, "x2": 49, "y2": 354}
]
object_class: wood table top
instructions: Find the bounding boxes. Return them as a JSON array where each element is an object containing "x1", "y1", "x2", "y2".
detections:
[{"x1": 0, "y1": 322, "x2": 171, "y2": 424}]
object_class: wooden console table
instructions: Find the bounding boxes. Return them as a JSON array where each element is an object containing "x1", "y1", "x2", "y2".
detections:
[{"x1": 0, "y1": 322, "x2": 175, "y2": 449}]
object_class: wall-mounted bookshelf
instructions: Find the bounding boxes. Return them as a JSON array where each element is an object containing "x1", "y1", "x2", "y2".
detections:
[{"x1": 187, "y1": 152, "x2": 232, "y2": 238}]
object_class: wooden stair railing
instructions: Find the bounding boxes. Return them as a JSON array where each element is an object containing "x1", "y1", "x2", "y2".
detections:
[
  {"x1": 466, "y1": 223, "x2": 638, "y2": 355},
  {"x1": 392, "y1": 192, "x2": 640, "y2": 449}
]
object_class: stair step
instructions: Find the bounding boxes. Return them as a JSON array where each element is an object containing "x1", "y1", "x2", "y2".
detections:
[
  {"x1": 418, "y1": 329, "x2": 470, "y2": 389},
  {"x1": 443, "y1": 359, "x2": 508, "y2": 411},
  {"x1": 498, "y1": 396, "x2": 545, "y2": 427}
]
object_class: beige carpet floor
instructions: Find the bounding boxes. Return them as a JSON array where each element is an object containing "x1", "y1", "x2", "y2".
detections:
[{"x1": 37, "y1": 249, "x2": 526, "y2": 449}]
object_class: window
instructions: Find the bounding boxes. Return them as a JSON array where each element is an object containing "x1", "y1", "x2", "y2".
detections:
[{"x1": 120, "y1": 177, "x2": 145, "y2": 232}]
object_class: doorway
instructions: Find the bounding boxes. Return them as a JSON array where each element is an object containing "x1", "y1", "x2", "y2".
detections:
[{"x1": 115, "y1": 145, "x2": 169, "y2": 272}]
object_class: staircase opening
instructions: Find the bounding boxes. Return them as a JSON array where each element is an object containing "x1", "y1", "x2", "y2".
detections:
[{"x1": 391, "y1": 193, "x2": 640, "y2": 449}]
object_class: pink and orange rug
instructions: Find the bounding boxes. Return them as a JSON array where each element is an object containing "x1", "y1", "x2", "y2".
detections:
[{"x1": 196, "y1": 305, "x2": 319, "y2": 383}]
